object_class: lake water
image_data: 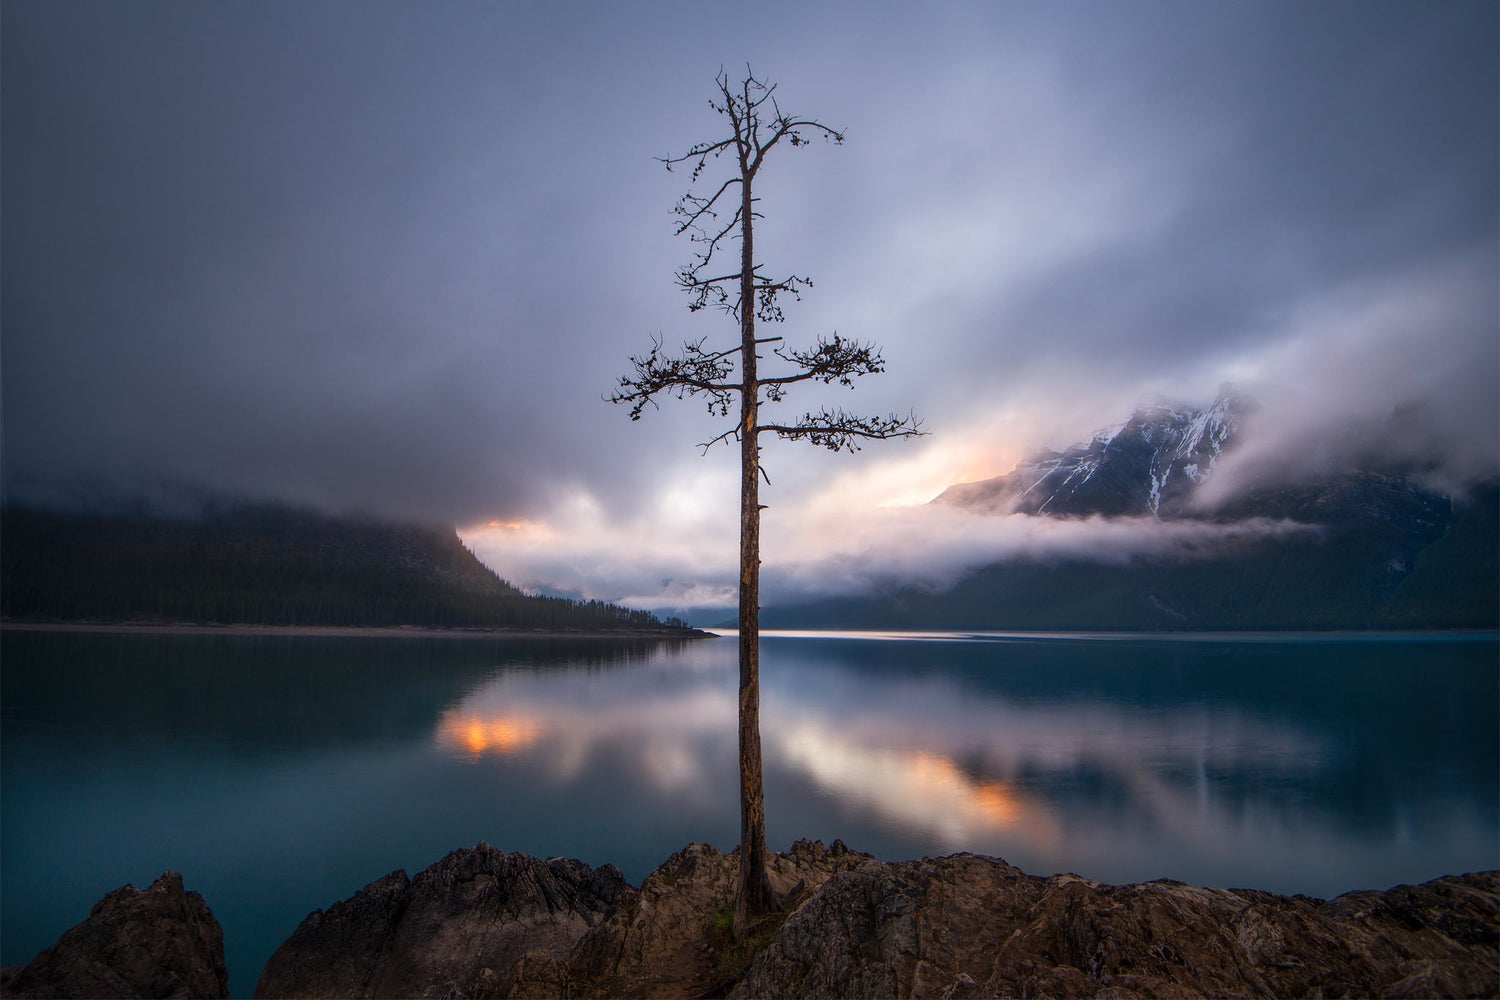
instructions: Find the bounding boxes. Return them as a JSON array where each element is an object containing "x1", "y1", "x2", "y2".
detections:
[{"x1": 2, "y1": 628, "x2": 1496, "y2": 997}]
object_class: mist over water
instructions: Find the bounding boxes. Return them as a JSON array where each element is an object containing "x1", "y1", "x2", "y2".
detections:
[{"x1": 3, "y1": 629, "x2": 1495, "y2": 997}]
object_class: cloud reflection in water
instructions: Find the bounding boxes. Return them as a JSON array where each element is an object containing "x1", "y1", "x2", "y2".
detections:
[
  {"x1": 433, "y1": 662, "x2": 735, "y2": 795},
  {"x1": 427, "y1": 635, "x2": 1496, "y2": 895},
  {"x1": 777, "y1": 719, "x2": 1061, "y2": 851},
  {"x1": 761, "y1": 662, "x2": 1333, "y2": 876}
]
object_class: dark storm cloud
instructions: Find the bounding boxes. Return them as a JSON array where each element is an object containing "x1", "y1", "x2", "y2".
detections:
[
  {"x1": 992, "y1": 3, "x2": 1495, "y2": 366},
  {"x1": 3, "y1": 0, "x2": 1495, "y2": 552},
  {"x1": 767, "y1": 0, "x2": 1498, "y2": 511},
  {"x1": 1, "y1": 1, "x2": 691, "y2": 521}
]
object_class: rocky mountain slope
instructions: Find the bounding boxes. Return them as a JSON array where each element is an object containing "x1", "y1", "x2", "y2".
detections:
[
  {"x1": 768, "y1": 388, "x2": 1497, "y2": 631},
  {"x1": 935, "y1": 386, "x2": 1247, "y2": 519},
  {"x1": 6, "y1": 844, "x2": 1496, "y2": 999}
]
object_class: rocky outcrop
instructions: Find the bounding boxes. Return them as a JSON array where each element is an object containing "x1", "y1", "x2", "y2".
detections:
[
  {"x1": 0, "y1": 872, "x2": 228, "y2": 999},
  {"x1": 253, "y1": 842, "x2": 629, "y2": 999},
  {"x1": 16, "y1": 846, "x2": 1492, "y2": 1000},
  {"x1": 252, "y1": 838, "x2": 873, "y2": 1000},
  {"x1": 565, "y1": 839, "x2": 873, "y2": 998},
  {"x1": 251, "y1": 842, "x2": 1500, "y2": 998},
  {"x1": 732, "y1": 855, "x2": 1500, "y2": 999}
]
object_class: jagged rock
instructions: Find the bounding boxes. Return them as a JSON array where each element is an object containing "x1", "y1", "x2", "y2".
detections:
[
  {"x1": 254, "y1": 843, "x2": 628, "y2": 999},
  {"x1": 14, "y1": 844, "x2": 1493, "y2": 1000},
  {"x1": 0, "y1": 872, "x2": 228, "y2": 999},
  {"x1": 732, "y1": 855, "x2": 1500, "y2": 999},
  {"x1": 729, "y1": 854, "x2": 1042, "y2": 999},
  {"x1": 249, "y1": 841, "x2": 1497, "y2": 999},
  {"x1": 567, "y1": 838, "x2": 873, "y2": 998},
  {"x1": 250, "y1": 869, "x2": 412, "y2": 998}
]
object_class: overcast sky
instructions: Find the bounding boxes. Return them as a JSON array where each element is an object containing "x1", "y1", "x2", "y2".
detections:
[{"x1": 4, "y1": 1, "x2": 1496, "y2": 610}]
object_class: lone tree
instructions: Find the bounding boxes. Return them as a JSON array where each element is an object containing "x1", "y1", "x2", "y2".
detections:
[{"x1": 610, "y1": 68, "x2": 923, "y2": 933}]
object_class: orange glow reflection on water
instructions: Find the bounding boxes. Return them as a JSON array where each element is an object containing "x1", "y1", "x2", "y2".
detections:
[
  {"x1": 437, "y1": 711, "x2": 542, "y2": 759},
  {"x1": 778, "y1": 722, "x2": 1060, "y2": 852},
  {"x1": 911, "y1": 752, "x2": 1024, "y2": 828},
  {"x1": 905, "y1": 750, "x2": 1057, "y2": 848}
]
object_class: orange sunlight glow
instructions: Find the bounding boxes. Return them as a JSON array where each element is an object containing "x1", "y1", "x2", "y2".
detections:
[
  {"x1": 438, "y1": 712, "x2": 542, "y2": 759},
  {"x1": 800, "y1": 430, "x2": 1026, "y2": 515},
  {"x1": 776, "y1": 722, "x2": 1059, "y2": 851},
  {"x1": 476, "y1": 518, "x2": 547, "y2": 536},
  {"x1": 910, "y1": 752, "x2": 1025, "y2": 829}
]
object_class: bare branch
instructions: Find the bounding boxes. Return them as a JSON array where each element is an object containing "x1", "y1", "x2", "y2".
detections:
[
  {"x1": 670, "y1": 176, "x2": 742, "y2": 236},
  {"x1": 752, "y1": 117, "x2": 845, "y2": 175},
  {"x1": 676, "y1": 268, "x2": 735, "y2": 315},
  {"x1": 758, "y1": 408, "x2": 926, "y2": 453},
  {"x1": 764, "y1": 333, "x2": 887, "y2": 387},
  {"x1": 606, "y1": 336, "x2": 741, "y2": 421},
  {"x1": 754, "y1": 275, "x2": 812, "y2": 323},
  {"x1": 697, "y1": 425, "x2": 741, "y2": 454},
  {"x1": 657, "y1": 136, "x2": 737, "y2": 182}
]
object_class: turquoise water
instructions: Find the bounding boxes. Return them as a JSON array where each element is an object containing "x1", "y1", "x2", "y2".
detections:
[{"x1": 3, "y1": 628, "x2": 1496, "y2": 997}]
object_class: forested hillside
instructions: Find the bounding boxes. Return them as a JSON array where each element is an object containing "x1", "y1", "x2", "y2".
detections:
[{"x1": 1, "y1": 503, "x2": 685, "y2": 631}]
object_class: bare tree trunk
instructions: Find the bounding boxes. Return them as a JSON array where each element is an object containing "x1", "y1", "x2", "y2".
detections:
[
  {"x1": 612, "y1": 66, "x2": 918, "y2": 941},
  {"x1": 733, "y1": 162, "x2": 779, "y2": 937},
  {"x1": 613, "y1": 68, "x2": 918, "y2": 937}
]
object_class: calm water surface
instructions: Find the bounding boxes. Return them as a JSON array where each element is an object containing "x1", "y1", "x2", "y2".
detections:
[{"x1": 3, "y1": 628, "x2": 1496, "y2": 997}]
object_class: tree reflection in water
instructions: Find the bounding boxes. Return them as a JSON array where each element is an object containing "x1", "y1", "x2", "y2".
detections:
[
  {"x1": 426, "y1": 630, "x2": 1497, "y2": 896},
  {"x1": 3, "y1": 628, "x2": 1494, "y2": 999}
]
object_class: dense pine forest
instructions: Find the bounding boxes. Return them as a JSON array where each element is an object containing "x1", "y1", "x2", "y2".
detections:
[{"x1": 0, "y1": 502, "x2": 688, "y2": 632}]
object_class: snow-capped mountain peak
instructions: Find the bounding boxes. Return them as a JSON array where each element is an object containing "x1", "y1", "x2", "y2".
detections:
[{"x1": 934, "y1": 386, "x2": 1247, "y2": 518}]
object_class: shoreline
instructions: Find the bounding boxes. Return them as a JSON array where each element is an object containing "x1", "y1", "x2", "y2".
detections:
[{"x1": 0, "y1": 620, "x2": 716, "y2": 641}]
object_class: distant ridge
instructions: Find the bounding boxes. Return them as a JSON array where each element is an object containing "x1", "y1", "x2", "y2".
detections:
[
  {"x1": 0, "y1": 502, "x2": 689, "y2": 632},
  {"x1": 768, "y1": 389, "x2": 1499, "y2": 631}
]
